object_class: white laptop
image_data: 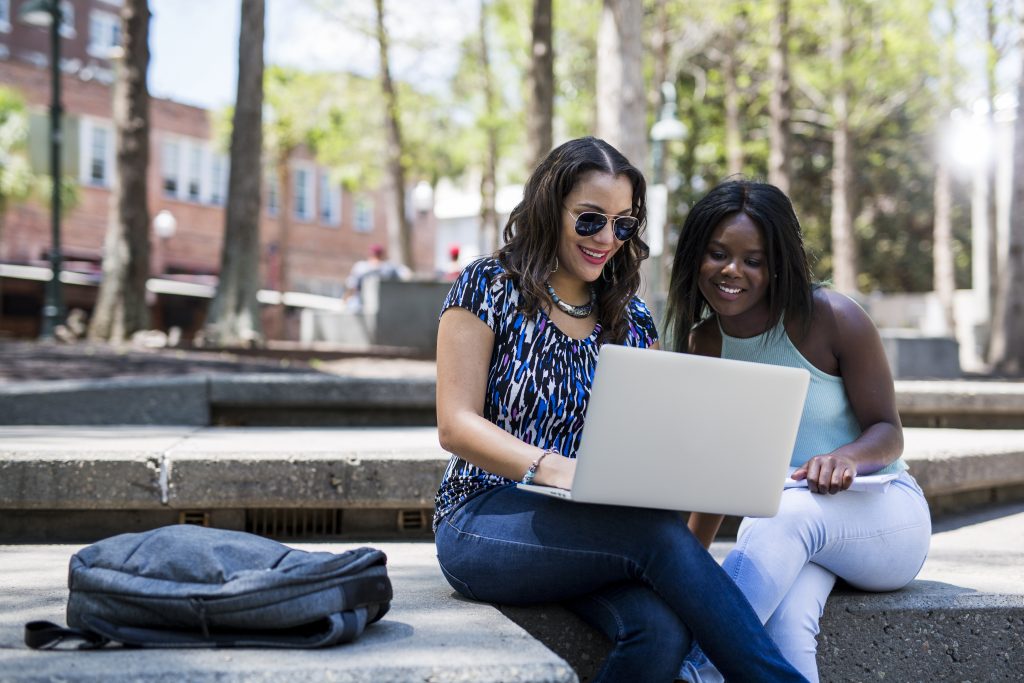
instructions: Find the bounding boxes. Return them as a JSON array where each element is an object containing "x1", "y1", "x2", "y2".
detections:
[{"x1": 517, "y1": 344, "x2": 810, "y2": 518}]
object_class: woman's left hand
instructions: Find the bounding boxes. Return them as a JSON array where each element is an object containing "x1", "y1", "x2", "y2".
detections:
[{"x1": 791, "y1": 454, "x2": 857, "y2": 494}]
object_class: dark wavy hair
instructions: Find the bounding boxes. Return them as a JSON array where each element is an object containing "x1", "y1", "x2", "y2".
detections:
[
  {"x1": 497, "y1": 136, "x2": 649, "y2": 345},
  {"x1": 664, "y1": 179, "x2": 814, "y2": 352}
]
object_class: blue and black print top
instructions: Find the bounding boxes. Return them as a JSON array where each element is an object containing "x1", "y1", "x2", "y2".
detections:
[{"x1": 433, "y1": 256, "x2": 659, "y2": 529}]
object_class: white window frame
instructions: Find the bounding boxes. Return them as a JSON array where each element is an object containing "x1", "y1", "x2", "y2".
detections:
[
  {"x1": 0, "y1": 0, "x2": 12, "y2": 33},
  {"x1": 186, "y1": 144, "x2": 204, "y2": 202},
  {"x1": 78, "y1": 117, "x2": 114, "y2": 188},
  {"x1": 318, "y1": 170, "x2": 341, "y2": 227},
  {"x1": 265, "y1": 171, "x2": 279, "y2": 217},
  {"x1": 209, "y1": 153, "x2": 228, "y2": 205},
  {"x1": 292, "y1": 163, "x2": 315, "y2": 222},
  {"x1": 160, "y1": 138, "x2": 181, "y2": 198},
  {"x1": 87, "y1": 9, "x2": 120, "y2": 58},
  {"x1": 353, "y1": 195, "x2": 374, "y2": 233}
]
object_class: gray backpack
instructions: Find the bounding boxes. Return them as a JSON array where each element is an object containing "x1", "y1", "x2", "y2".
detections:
[{"x1": 25, "y1": 525, "x2": 392, "y2": 649}]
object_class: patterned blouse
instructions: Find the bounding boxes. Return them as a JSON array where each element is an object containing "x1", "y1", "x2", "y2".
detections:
[{"x1": 433, "y1": 256, "x2": 659, "y2": 528}]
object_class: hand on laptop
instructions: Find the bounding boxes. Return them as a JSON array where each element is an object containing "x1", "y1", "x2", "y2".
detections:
[
  {"x1": 534, "y1": 453, "x2": 576, "y2": 490},
  {"x1": 790, "y1": 454, "x2": 856, "y2": 495}
]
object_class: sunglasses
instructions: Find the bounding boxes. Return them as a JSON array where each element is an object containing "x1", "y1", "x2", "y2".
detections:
[{"x1": 566, "y1": 207, "x2": 641, "y2": 241}]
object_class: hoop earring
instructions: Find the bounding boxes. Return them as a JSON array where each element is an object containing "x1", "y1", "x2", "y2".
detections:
[
  {"x1": 602, "y1": 257, "x2": 618, "y2": 284},
  {"x1": 551, "y1": 257, "x2": 559, "y2": 274}
]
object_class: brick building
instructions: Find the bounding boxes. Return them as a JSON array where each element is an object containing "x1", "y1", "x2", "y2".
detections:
[{"x1": 0, "y1": 0, "x2": 437, "y2": 339}]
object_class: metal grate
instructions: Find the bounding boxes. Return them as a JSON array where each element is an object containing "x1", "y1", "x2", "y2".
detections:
[
  {"x1": 398, "y1": 509, "x2": 429, "y2": 532},
  {"x1": 178, "y1": 511, "x2": 210, "y2": 526},
  {"x1": 245, "y1": 508, "x2": 344, "y2": 539}
]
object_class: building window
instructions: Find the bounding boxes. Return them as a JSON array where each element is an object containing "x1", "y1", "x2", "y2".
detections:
[
  {"x1": 266, "y1": 172, "x2": 278, "y2": 216},
  {"x1": 87, "y1": 10, "x2": 120, "y2": 58},
  {"x1": 210, "y1": 154, "x2": 227, "y2": 205},
  {"x1": 89, "y1": 126, "x2": 108, "y2": 185},
  {"x1": 318, "y1": 171, "x2": 340, "y2": 226},
  {"x1": 77, "y1": 119, "x2": 113, "y2": 187},
  {"x1": 161, "y1": 140, "x2": 180, "y2": 197},
  {"x1": 187, "y1": 145, "x2": 202, "y2": 201},
  {"x1": 293, "y1": 166, "x2": 314, "y2": 221},
  {"x1": 354, "y1": 195, "x2": 374, "y2": 233},
  {"x1": 0, "y1": 0, "x2": 11, "y2": 33}
]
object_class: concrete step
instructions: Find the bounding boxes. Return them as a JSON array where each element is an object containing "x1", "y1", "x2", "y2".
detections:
[
  {"x1": 0, "y1": 541, "x2": 575, "y2": 683},
  {"x1": 2, "y1": 373, "x2": 1023, "y2": 428},
  {"x1": 1, "y1": 504, "x2": 1021, "y2": 682},
  {"x1": 502, "y1": 502, "x2": 1024, "y2": 682},
  {"x1": 2, "y1": 426, "x2": 1024, "y2": 542}
]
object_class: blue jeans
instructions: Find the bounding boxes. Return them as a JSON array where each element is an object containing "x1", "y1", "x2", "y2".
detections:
[{"x1": 435, "y1": 484, "x2": 808, "y2": 683}]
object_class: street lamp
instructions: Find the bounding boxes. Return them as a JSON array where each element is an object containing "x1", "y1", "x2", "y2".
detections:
[
  {"x1": 153, "y1": 210, "x2": 178, "y2": 240},
  {"x1": 18, "y1": 0, "x2": 64, "y2": 339},
  {"x1": 412, "y1": 180, "x2": 434, "y2": 215},
  {"x1": 648, "y1": 81, "x2": 687, "y2": 301},
  {"x1": 152, "y1": 209, "x2": 177, "y2": 275}
]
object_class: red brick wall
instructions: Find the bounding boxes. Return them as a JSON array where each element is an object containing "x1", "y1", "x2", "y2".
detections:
[{"x1": 0, "y1": 59, "x2": 438, "y2": 295}]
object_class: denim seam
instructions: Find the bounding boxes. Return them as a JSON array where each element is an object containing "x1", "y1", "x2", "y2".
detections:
[
  {"x1": 589, "y1": 593, "x2": 627, "y2": 642},
  {"x1": 441, "y1": 517, "x2": 646, "y2": 586}
]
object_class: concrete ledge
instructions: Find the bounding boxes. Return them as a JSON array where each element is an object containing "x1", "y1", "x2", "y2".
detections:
[
  {"x1": 0, "y1": 377, "x2": 209, "y2": 425},
  {"x1": 2, "y1": 374, "x2": 1023, "y2": 429},
  {"x1": 882, "y1": 333, "x2": 961, "y2": 379},
  {"x1": 0, "y1": 427, "x2": 446, "y2": 512},
  {"x1": 208, "y1": 375, "x2": 437, "y2": 426},
  {"x1": 896, "y1": 380, "x2": 1024, "y2": 428},
  {"x1": 503, "y1": 505, "x2": 1024, "y2": 682},
  {"x1": 2, "y1": 427, "x2": 1022, "y2": 515},
  {"x1": 0, "y1": 542, "x2": 577, "y2": 683}
]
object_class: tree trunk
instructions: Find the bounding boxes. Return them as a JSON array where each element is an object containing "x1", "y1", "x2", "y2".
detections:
[
  {"x1": 274, "y1": 151, "x2": 292, "y2": 338},
  {"x1": 933, "y1": 154, "x2": 955, "y2": 334},
  {"x1": 723, "y1": 24, "x2": 742, "y2": 177},
  {"x1": 767, "y1": 0, "x2": 792, "y2": 193},
  {"x1": 527, "y1": 0, "x2": 553, "y2": 171},
  {"x1": 984, "y1": 0, "x2": 999, "y2": 330},
  {"x1": 203, "y1": 0, "x2": 265, "y2": 347},
  {"x1": 88, "y1": 0, "x2": 150, "y2": 342},
  {"x1": 932, "y1": 0, "x2": 956, "y2": 335},
  {"x1": 596, "y1": 0, "x2": 646, "y2": 167},
  {"x1": 988, "y1": 19, "x2": 1024, "y2": 375},
  {"x1": 374, "y1": 0, "x2": 412, "y2": 271},
  {"x1": 829, "y1": 0, "x2": 857, "y2": 294},
  {"x1": 479, "y1": 0, "x2": 499, "y2": 254}
]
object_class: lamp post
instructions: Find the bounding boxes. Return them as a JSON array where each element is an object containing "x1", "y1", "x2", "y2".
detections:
[
  {"x1": 152, "y1": 210, "x2": 177, "y2": 274},
  {"x1": 19, "y1": 0, "x2": 63, "y2": 339},
  {"x1": 648, "y1": 81, "x2": 687, "y2": 300}
]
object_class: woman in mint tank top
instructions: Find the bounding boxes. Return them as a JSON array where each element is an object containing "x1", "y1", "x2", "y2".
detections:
[{"x1": 665, "y1": 180, "x2": 931, "y2": 683}]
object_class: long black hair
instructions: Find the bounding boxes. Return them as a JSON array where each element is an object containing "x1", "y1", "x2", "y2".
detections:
[
  {"x1": 498, "y1": 136, "x2": 650, "y2": 345},
  {"x1": 664, "y1": 179, "x2": 814, "y2": 352}
]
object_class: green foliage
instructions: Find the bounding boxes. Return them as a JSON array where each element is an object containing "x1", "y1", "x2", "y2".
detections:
[
  {"x1": 0, "y1": 88, "x2": 35, "y2": 208},
  {"x1": 660, "y1": 0, "x2": 969, "y2": 292},
  {"x1": 0, "y1": 86, "x2": 78, "y2": 217}
]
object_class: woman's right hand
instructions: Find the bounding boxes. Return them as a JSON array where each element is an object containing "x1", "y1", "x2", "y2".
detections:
[{"x1": 534, "y1": 452, "x2": 577, "y2": 490}]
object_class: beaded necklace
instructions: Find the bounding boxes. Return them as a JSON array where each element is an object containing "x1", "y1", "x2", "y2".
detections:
[{"x1": 545, "y1": 282, "x2": 596, "y2": 318}]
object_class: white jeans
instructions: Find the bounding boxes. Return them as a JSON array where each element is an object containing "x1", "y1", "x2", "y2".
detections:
[{"x1": 682, "y1": 471, "x2": 931, "y2": 683}]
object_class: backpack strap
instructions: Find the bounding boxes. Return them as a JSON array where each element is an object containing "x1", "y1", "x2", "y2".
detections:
[{"x1": 24, "y1": 621, "x2": 109, "y2": 650}]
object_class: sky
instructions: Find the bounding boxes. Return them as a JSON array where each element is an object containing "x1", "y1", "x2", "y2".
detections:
[{"x1": 148, "y1": 0, "x2": 477, "y2": 111}]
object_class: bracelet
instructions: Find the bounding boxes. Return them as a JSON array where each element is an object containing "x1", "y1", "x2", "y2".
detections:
[{"x1": 522, "y1": 448, "x2": 559, "y2": 485}]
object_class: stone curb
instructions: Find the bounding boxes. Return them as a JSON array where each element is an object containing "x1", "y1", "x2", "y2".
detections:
[
  {"x1": 2, "y1": 428, "x2": 1023, "y2": 514},
  {"x1": 3, "y1": 375, "x2": 1024, "y2": 427}
]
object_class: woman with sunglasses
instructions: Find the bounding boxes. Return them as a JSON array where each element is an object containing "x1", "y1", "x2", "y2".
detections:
[
  {"x1": 667, "y1": 180, "x2": 930, "y2": 683},
  {"x1": 433, "y1": 137, "x2": 807, "y2": 682}
]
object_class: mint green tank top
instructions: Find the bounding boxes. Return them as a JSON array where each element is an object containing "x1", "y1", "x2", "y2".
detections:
[{"x1": 719, "y1": 318, "x2": 907, "y2": 474}]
